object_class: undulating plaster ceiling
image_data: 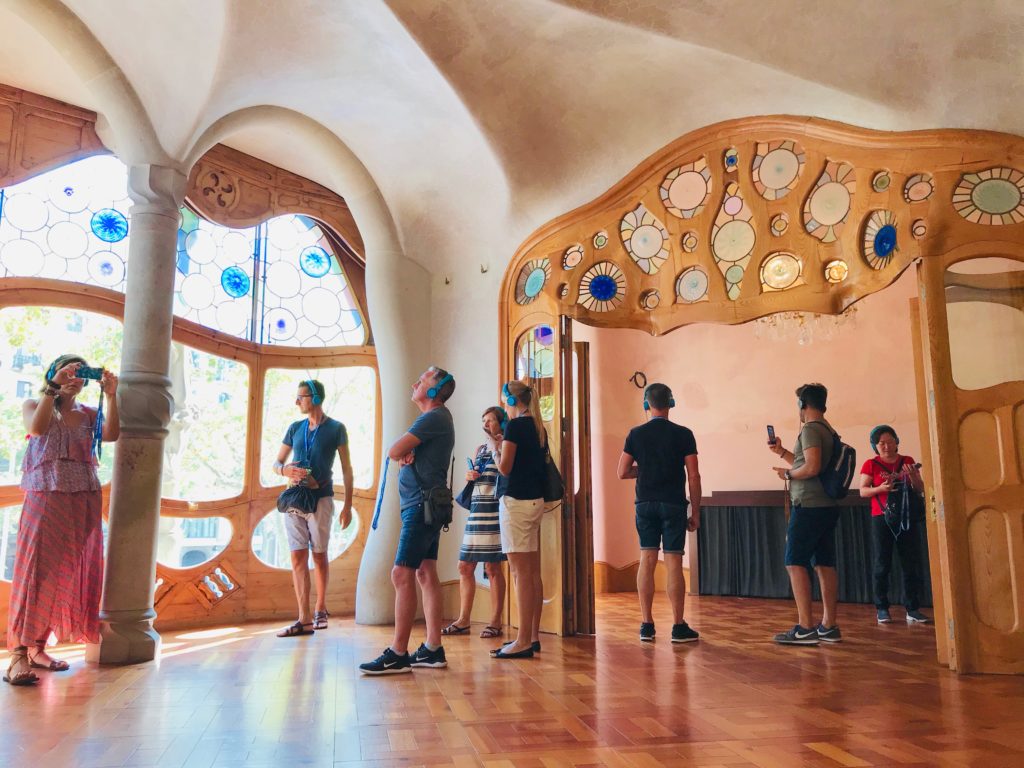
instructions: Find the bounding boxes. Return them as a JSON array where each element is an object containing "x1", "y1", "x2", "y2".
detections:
[{"x1": 2, "y1": 0, "x2": 1024, "y2": 275}]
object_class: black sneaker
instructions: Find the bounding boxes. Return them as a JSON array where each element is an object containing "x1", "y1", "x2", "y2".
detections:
[
  {"x1": 359, "y1": 647, "x2": 411, "y2": 675},
  {"x1": 816, "y1": 624, "x2": 842, "y2": 643},
  {"x1": 639, "y1": 622, "x2": 655, "y2": 642},
  {"x1": 410, "y1": 643, "x2": 448, "y2": 669},
  {"x1": 774, "y1": 625, "x2": 820, "y2": 645},
  {"x1": 671, "y1": 623, "x2": 699, "y2": 643},
  {"x1": 906, "y1": 610, "x2": 932, "y2": 624},
  {"x1": 877, "y1": 608, "x2": 892, "y2": 624}
]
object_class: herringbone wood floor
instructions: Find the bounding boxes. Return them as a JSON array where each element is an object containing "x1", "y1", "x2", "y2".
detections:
[{"x1": 3, "y1": 594, "x2": 1023, "y2": 767}]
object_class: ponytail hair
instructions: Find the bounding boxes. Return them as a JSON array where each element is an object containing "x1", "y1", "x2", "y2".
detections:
[{"x1": 504, "y1": 380, "x2": 546, "y2": 448}]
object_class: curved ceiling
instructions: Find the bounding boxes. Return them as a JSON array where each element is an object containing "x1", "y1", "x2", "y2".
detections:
[{"x1": 1, "y1": 0, "x2": 1022, "y2": 274}]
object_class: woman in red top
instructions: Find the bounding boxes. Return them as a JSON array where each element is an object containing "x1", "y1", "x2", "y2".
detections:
[{"x1": 859, "y1": 425, "x2": 930, "y2": 626}]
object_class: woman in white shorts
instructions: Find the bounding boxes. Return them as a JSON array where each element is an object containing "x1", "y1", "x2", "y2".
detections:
[{"x1": 491, "y1": 380, "x2": 547, "y2": 659}]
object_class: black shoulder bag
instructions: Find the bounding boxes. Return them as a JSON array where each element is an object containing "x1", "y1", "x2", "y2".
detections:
[
  {"x1": 412, "y1": 457, "x2": 455, "y2": 532},
  {"x1": 542, "y1": 435, "x2": 565, "y2": 504}
]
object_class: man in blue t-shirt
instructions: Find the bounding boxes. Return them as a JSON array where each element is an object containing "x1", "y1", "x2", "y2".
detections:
[
  {"x1": 617, "y1": 383, "x2": 701, "y2": 644},
  {"x1": 360, "y1": 366, "x2": 455, "y2": 675},
  {"x1": 271, "y1": 379, "x2": 353, "y2": 638}
]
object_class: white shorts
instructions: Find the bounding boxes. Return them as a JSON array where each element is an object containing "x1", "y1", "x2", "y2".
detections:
[
  {"x1": 498, "y1": 496, "x2": 545, "y2": 553},
  {"x1": 284, "y1": 496, "x2": 335, "y2": 553}
]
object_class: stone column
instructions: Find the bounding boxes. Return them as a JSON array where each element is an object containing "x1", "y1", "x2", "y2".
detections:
[{"x1": 87, "y1": 165, "x2": 185, "y2": 664}]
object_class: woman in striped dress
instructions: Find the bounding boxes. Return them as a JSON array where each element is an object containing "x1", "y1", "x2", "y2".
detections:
[
  {"x1": 5, "y1": 355, "x2": 119, "y2": 686},
  {"x1": 443, "y1": 407, "x2": 507, "y2": 639}
]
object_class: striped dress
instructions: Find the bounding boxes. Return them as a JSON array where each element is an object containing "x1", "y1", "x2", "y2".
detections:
[
  {"x1": 458, "y1": 445, "x2": 506, "y2": 563},
  {"x1": 7, "y1": 403, "x2": 103, "y2": 650}
]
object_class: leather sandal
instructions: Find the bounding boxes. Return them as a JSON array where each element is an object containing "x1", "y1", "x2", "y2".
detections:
[
  {"x1": 442, "y1": 622, "x2": 471, "y2": 636},
  {"x1": 479, "y1": 625, "x2": 502, "y2": 639},
  {"x1": 4, "y1": 649, "x2": 39, "y2": 686},
  {"x1": 313, "y1": 611, "x2": 329, "y2": 630},
  {"x1": 28, "y1": 647, "x2": 69, "y2": 672},
  {"x1": 276, "y1": 621, "x2": 315, "y2": 638}
]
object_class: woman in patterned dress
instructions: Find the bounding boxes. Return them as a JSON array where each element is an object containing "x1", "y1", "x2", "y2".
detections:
[
  {"x1": 442, "y1": 407, "x2": 507, "y2": 639},
  {"x1": 4, "y1": 355, "x2": 119, "y2": 686}
]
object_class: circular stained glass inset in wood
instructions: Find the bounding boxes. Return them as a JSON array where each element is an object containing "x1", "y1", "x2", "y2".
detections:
[
  {"x1": 770, "y1": 213, "x2": 789, "y2": 236},
  {"x1": 88, "y1": 251, "x2": 124, "y2": 286},
  {"x1": 675, "y1": 266, "x2": 709, "y2": 304},
  {"x1": 912, "y1": 219, "x2": 927, "y2": 239},
  {"x1": 681, "y1": 231, "x2": 698, "y2": 253},
  {"x1": 903, "y1": 173, "x2": 934, "y2": 203},
  {"x1": 592, "y1": 231, "x2": 609, "y2": 249},
  {"x1": 639, "y1": 289, "x2": 660, "y2": 311},
  {"x1": 872, "y1": 171, "x2": 891, "y2": 193},
  {"x1": 863, "y1": 210, "x2": 898, "y2": 270},
  {"x1": 824, "y1": 259, "x2": 849, "y2": 284},
  {"x1": 578, "y1": 261, "x2": 625, "y2": 312},
  {"x1": 514, "y1": 259, "x2": 551, "y2": 305},
  {"x1": 563, "y1": 244, "x2": 584, "y2": 270},
  {"x1": 712, "y1": 219, "x2": 756, "y2": 263},
  {"x1": 660, "y1": 157, "x2": 712, "y2": 219},
  {"x1": 760, "y1": 252, "x2": 802, "y2": 292},
  {"x1": 724, "y1": 147, "x2": 739, "y2": 173},
  {"x1": 620, "y1": 203, "x2": 670, "y2": 274},
  {"x1": 558, "y1": 282, "x2": 569, "y2": 298},
  {"x1": 752, "y1": 140, "x2": 805, "y2": 200},
  {"x1": 953, "y1": 167, "x2": 1024, "y2": 224},
  {"x1": 809, "y1": 182, "x2": 851, "y2": 226}
]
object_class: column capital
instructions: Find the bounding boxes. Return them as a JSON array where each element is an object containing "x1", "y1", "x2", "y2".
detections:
[{"x1": 127, "y1": 164, "x2": 186, "y2": 214}]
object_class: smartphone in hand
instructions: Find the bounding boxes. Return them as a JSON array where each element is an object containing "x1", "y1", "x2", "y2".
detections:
[
  {"x1": 466, "y1": 457, "x2": 475, "y2": 470},
  {"x1": 766, "y1": 424, "x2": 776, "y2": 444}
]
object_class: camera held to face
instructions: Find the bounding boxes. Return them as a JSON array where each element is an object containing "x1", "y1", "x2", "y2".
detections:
[{"x1": 76, "y1": 366, "x2": 104, "y2": 382}]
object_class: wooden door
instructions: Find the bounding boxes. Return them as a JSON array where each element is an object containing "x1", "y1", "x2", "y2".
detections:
[
  {"x1": 571, "y1": 339, "x2": 595, "y2": 634},
  {"x1": 917, "y1": 253, "x2": 1024, "y2": 674}
]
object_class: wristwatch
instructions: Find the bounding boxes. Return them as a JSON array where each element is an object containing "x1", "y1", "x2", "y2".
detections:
[{"x1": 784, "y1": 470, "x2": 792, "y2": 481}]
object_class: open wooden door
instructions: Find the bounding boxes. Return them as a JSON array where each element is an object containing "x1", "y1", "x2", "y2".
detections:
[{"x1": 917, "y1": 252, "x2": 1024, "y2": 673}]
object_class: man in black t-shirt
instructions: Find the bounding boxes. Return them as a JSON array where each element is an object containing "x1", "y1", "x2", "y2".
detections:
[{"x1": 617, "y1": 383, "x2": 701, "y2": 643}]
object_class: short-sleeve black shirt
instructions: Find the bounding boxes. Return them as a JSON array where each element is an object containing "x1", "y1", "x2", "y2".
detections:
[
  {"x1": 623, "y1": 418, "x2": 698, "y2": 504},
  {"x1": 502, "y1": 416, "x2": 545, "y2": 500}
]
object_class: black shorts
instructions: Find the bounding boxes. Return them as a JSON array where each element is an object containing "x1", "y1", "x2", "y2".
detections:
[
  {"x1": 635, "y1": 501, "x2": 688, "y2": 554},
  {"x1": 395, "y1": 504, "x2": 441, "y2": 569},
  {"x1": 784, "y1": 504, "x2": 840, "y2": 568}
]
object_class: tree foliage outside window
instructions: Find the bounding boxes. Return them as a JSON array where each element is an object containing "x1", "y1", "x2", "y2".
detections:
[{"x1": 260, "y1": 366, "x2": 376, "y2": 490}]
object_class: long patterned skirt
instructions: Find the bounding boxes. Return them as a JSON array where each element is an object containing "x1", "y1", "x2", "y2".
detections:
[{"x1": 7, "y1": 491, "x2": 103, "y2": 649}]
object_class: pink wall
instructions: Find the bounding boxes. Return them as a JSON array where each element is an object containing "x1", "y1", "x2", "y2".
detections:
[{"x1": 575, "y1": 270, "x2": 922, "y2": 568}]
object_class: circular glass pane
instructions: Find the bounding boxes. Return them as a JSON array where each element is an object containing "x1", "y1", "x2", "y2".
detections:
[{"x1": 90, "y1": 208, "x2": 129, "y2": 243}]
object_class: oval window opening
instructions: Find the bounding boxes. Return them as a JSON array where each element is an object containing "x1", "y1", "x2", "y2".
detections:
[
  {"x1": 252, "y1": 503, "x2": 360, "y2": 569},
  {"x1": 156, "y1": 516, "x2": 233, "y2": 570}
]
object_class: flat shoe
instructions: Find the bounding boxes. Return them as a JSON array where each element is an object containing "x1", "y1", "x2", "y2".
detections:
[
  {"x1": 493, "y1": 646, "x2": 534, "y2": 659},
  {"x1": 442, "y1": 622, "x2": 471, "y2": 636}
]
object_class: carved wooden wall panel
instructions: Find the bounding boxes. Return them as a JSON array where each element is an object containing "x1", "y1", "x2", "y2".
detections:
[{"x1": 501, "y1": 117, "x2": 1024, "y2": 336}]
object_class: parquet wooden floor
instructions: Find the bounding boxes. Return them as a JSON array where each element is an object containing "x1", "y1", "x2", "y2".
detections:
[{"x1": 2, "y1": 595, "x2": 1023, "y2": 767}]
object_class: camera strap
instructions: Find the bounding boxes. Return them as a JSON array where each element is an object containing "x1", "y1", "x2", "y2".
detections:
[{"x1": 92, "y1": 389, "x2": 105, "y2": 460}]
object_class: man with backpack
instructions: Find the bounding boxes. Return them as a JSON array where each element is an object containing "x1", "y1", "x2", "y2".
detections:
[{"x1": 768, "y1": 382, "x2": 852, "y2": 646}]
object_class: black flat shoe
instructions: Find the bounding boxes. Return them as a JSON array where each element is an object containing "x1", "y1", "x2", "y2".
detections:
[{"x1": 493, "y1": 646, "x2": 534, "y2": 659}]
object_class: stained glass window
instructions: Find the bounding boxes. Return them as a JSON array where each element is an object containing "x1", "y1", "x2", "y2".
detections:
[
  {"x1": 514, "y1": 325, "x2": 556, "y2": 424},
  {"x1": 0, "y1": 156, "x2": 131, "y2": 288}
]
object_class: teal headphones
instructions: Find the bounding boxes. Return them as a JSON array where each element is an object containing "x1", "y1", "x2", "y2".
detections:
[
  {"x1": 428, "y1": 372, "x2": 453, "y2": 400},
  {"x1": 305, "y1": 379, "x2": 322, "y2": 406},
  {"x1": 502, "y1": 382, "x2": 518, "y2": 407},
  {"x1": 496, "y1": 406, "x2": 509, "y2": 431},
  {"x1": 642, "y1": 384, "x2": 675, "y2": 411}
]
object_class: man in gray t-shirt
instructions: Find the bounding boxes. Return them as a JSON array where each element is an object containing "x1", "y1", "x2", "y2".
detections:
[
  {"x1": 360, "y1": 366, "x2": 456, "y2": 676},
  {"x1": 768, "y1": 382, "x2": 842, "y2": 647}
]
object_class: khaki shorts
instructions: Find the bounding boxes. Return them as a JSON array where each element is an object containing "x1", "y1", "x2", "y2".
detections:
[
  {"x1": 284, "y1": 495, "x2": 335, "y2": 553},
  {"x1": 498, "y1": 496, "x2": 545, "y2": 553}
]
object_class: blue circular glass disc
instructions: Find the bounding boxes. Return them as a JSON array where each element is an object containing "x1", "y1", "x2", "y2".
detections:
[
  {"x1": 590, "y1": 274, "x2": 617, "y2": 301},
  {"x1": 90, "y1": 208, "x2": 129, "y2": 242},
  {"x1": 221, "y1": 266, "x2": 250, "y2": 298},
  {"x1": 534, "y1": 325, "x2": 554, "y2": 346},
  {"x1": 524, "y1": 268, "x2": 546, "y2": 297},
  {"x1": 874, "y1": 224, "x2": 897, "y2": 257},
  {"x1": 299, "y1": 246, "x2": 332, "y2": 278}
]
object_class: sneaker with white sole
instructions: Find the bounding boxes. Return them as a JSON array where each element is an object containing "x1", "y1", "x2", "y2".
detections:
[
  {"x1": 410, "y1": 643, "x2": 448, "y2": 669},
  {"x1": 816, "y1": 624, "x2": 842, "y2": 643},
  {"x1": 906, "y1": 610, "x2": 932, "y2": 624},
  {"x1": 877, "y1": 608, "x2": 892, "y2": 624},
  {"x1": 671, "y1": 622, "x2": 699, "y2": 643},
  {"x1": 774, "y1": 625, "x2": 820, "y2": 645},
  {"x1": 359, "y1": 647, "x2": 412, "y2": 675},
  {"x1": 639, "y1": 622, "x2": 655, "y2": 642}
]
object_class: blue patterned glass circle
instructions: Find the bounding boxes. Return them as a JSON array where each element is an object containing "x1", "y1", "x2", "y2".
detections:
[
  {"x1": 874, "y1": 224, "x2": 897, "y2": 257},
  {"x1": 90, "y1": 208, "x2": 129, "y2": 242},
  {"x1": 220, "y1": 266, "x2": 250, "y2": 298},
  {"x1": 299, "y1": 246, "x2": 331, "y2": 278},
  {"x1": 590, "y1": 274, "x2": 617, "y2": 301},
  {"x1": 524, "y1": 268, "x2": 546, "y2": 298}
]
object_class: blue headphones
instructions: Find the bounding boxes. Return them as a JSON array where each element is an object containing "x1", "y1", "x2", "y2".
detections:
[
  {"x1": 428, "y1": 372, "x2": 453, "y2": 400},
  {"x1": 496, "y1": 406, "x2": 509, "y2": 431},
  {"x1": 305, "y1": 379, "x2": 322, "y2": 406},
  {"x1": 46, "y1": 357, "x2": 89, "y2": 387},
  {"x1": 642, "y1": 385, "x2": 675, "y2": 411},
  {"x1": 502, "y1": 382, "x2": 517, "y2": 407}
]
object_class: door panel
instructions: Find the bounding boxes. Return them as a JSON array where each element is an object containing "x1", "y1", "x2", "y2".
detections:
[{"x1": 919, "y1": 255, "x2": 1024, "y2": 673}]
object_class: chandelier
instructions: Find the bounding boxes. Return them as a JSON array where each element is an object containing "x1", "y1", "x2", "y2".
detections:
[{"x1": 752, "y1": 307, "x2": 859, "y2": 346}]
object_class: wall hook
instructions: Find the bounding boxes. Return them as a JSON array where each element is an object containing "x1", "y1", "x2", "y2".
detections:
[{"x1": 480, "y1": 264, "x2": 489, "y2": 274}]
